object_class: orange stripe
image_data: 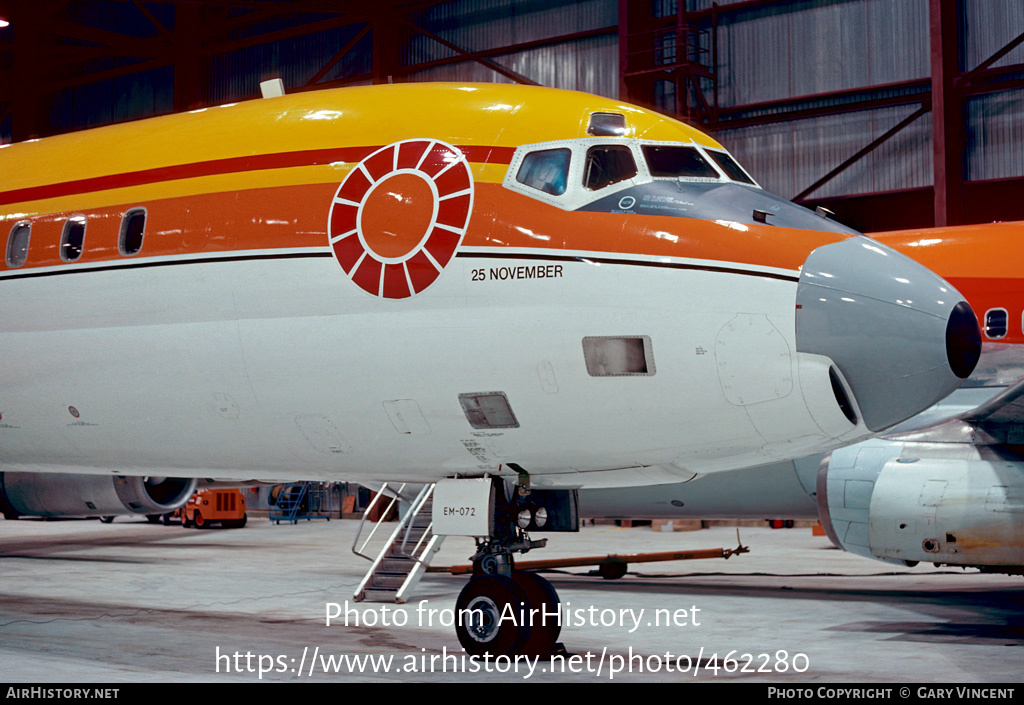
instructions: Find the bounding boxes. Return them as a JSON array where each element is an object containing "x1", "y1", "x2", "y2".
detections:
[{"x1": 4, "y1": 182, "x2": 843, "y2": 274}]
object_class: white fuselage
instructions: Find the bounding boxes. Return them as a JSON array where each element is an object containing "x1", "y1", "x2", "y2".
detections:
[{"x1": 0, "y1": 242, "x2": 867, "y2": 488}]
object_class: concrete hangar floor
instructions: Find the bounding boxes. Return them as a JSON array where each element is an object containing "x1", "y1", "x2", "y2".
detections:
[{"x1": 0, "y1": 516, "x2": 1020, "y2": 683}]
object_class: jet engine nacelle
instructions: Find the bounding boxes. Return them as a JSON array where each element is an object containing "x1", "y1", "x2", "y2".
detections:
[
  {"x1": 817, "y1": 439, "x2": 1024, "y2": 572},
  {"x1": 0, "y1": 472, "x2": 197, "y2": 519}
]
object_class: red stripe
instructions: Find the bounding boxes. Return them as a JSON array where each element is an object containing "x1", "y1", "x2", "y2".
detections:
[{"x1": 0, "y1": 144, "x2": 516, "y2": 207}]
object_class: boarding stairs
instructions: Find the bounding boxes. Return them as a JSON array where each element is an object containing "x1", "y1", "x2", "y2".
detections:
[
  {"x1": 269, "y1": 482, "x2": 331, "y2": 525},
  {"x1": 352, "y1": 483, "x2": 444, "y2": 603}
]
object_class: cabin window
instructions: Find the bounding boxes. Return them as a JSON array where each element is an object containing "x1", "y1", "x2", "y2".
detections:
[
  {"x1": 642, "y1": 145, "x2": 718, "y2": 179},
  {"x1": 6, "y1": 222, "x2": 30, "y2": 268},
  {"x1": 583, "y1": 336, "x2": 656, "y2": 377},
  {"x1": 985, "y1": 308, "x2": 1008, "y2": 339},
  {"x1": 119, "y1": 208, "x2": 146, "y2": 256},
  {"x1": 583, "y1": 145, "x2": 638, "y2": 191},
  {"x1": 60, "y1": 216, "x2": 87, "y2": 262},
  {"x1": 459, "y1": 392, "x2": 520, "y2": 429},
  {"x1": 516, "y1": 148, "x2": 571, "y2": 196},
  {"x1": 707, "y1": 150, "x2": 755, "y2": 185},
  {"x1": 587, "y1": 112, "x2": 628, "y2": 137}
]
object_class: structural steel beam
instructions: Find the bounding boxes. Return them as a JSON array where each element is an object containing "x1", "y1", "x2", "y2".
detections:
[
  {"x1": 793, "y1": 104, "x2": 930, "y2": 203},
  {"x1": 398, "y1": 16, "x2": 539, "y2": 86},
  {"x1": 930, "y1": 0, "x2": 964, "y2": 227}
]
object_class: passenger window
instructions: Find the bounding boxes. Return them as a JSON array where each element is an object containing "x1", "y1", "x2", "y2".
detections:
[
  {"x1": 707, "y1": 150, "x2": 755, "y2": 184},
  {"x1": 120, "y1": 208, "x2": 146, "y2": 256},
  {"x1": 583, "y1": 145, "x2": 638, "y2": 190},
  {"x1": 6, "y1": 222, "x2": 30, "y2": 268},
  {"x1": 516, "y1": 149, "x2": 571, "y2": 196},
  {"x1": 642, "y1": 145, "x2": 718, "y2": 179},
  {"x1": 61, "y1": 216, "x2": 86, "y2": 262},
  {"x1": 985, "y1": 309, "x2": 1008, "y2": 339}
]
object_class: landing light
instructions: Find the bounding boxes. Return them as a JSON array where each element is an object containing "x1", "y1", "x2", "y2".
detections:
[
  {"x1": 517, "y1": 509, "x2": 532, "y2": 529},
  {"x1": 0, "y1": 19, "x2": 9, "y2": 28},
  {"x1": 534, "y1": 507, "x2": 548, "y2": 528}
]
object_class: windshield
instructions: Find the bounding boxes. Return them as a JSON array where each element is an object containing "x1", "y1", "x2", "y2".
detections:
[{"x1": 642, "y1": 145, "x2": 719, "y2": 179}]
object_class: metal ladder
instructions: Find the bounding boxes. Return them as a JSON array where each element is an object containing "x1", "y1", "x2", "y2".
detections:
[
  {"x1": 352, "y1": 483, "x2": 444, "y2": 603},
  {"x1": 269, "y1": 482, "x2": 331, "y2": 524}
]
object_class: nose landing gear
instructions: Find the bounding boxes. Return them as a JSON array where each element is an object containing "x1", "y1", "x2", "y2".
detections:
[{"x1": 437, "y1": 474, "x2": 577, "y2": 657}]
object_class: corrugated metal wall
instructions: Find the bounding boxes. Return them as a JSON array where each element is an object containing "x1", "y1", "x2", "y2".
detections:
[
  {"x1": 963, "y1": 0, "x2": 1024, "y2": 70},
  {"x1": 716, "y1": 105, "x2": 933, "y2": 200},
  {"x1": 703, "y1": 0, "x2": 935, "y2": 199},
  {"x1": 712, "y1": 0, "x2": 929, "y2": 106},
  {"x1": 407, "y1": 34, "x2": 618, "y2": 96},
  {"x1": 205, "y1": 24, "x2": 371, "y2": 104},
  {"x1": 967, "y1": 88, "x2": 1024, "y2": 182},
  {"x1": 10, "y1": 0, "x2": 1022, "y2": 199},
  {"x1": 403, "y1": 0, "x2": 618, "y2": 96},
  {"x1": 48, "y1": 66, "x2": 175, "y2": 134}
]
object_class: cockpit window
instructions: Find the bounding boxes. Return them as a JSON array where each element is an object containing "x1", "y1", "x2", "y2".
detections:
[
  {"x1": 587, "y1": 113, "x2": 628, "y2": 137},
  {"x1": 516, "y1": 148, "x2": 571, "y2": 196},
  {"x1": 583, "y1": 145, "x2": 638, "y2": 190},
  {"x1": 707, "y1": 150, "x2": 755, "y2": 185},
  {"x1": 642, "y1": 145, "x2": 718, "y2": 179}
]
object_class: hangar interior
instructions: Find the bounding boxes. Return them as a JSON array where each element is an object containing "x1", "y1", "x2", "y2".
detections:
[{"x1": 0, "y1": 0, "x2": 1021, "y2": 233}]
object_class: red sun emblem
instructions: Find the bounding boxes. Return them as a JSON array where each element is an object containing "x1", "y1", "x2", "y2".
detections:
[{"x1": 328, "y1": 139, "x2": 474, "y2": 298}]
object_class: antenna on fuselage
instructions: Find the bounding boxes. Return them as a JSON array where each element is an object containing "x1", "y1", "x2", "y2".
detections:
[{"x1": 260, "y1": 78, "x2": 286, "y2": 99}]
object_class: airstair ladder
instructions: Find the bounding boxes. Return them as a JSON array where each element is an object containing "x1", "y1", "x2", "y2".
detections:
[{"x1": 353, "y1": 483, "x2": 445, "y2": 604}]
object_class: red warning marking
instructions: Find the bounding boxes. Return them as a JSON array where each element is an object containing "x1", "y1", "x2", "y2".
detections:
[{"x1": 327, "y1": 139, "x2": 474, "y2": 299}]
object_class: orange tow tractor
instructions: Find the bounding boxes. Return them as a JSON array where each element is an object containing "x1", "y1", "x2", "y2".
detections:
[{"x1": 181, "y1": 489, "x2": 247, "y2": 529}]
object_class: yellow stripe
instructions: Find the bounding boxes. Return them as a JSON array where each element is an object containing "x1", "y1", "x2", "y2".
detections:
[
  {"x1": 0, "y1": 161, "x2": 508, "y2": 220},
  {"x1": 0, "y1": 83, "x2": 722, "y2": 193}
]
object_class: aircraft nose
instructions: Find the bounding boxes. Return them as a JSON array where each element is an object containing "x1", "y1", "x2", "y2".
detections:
[{"x1": 795, "y1": 236, "x2": 980, "y2": 432}]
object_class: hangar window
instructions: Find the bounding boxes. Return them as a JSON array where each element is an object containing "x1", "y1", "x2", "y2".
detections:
[
  {"x1": 60, "y1": 216, "x2": 87, "y2": 262},
  {"x1": 706, "y1": 150, "x2": 755, "y2": 185},
  {"x1": 984, "y1": 308, "x2": 1008, "y2": 339},
  {"x1": 459, "y1": 392, "x2": 520, "y2": 429},
  {"x1": 119, "y1": 208, "x2": 146, "y2": 256},
  {"x1": 516, "y1": 148, "x2": 571, "y2": 196},
  {"x1": 6, "y1": 221, "x2": 30, "y2": 268},
  {"x1": 583, "y1": 336, "x2": 656, "y2": 377},
  {"x1": 642, "y1": 145, "x2": 718, "y2": 179},
  {"x1": 583, "y1": 145, "x2": 637, "y2": 190}
]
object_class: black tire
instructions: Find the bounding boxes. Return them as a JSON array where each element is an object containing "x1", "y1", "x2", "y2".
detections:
[
  {"x1": 222, "y1": 514, "x2": 248, "y2": 529},
  {"x1": 194, "y1": 511, "x2": 208, "y2": 529},
  {"x1": 598, "y1": 560, "x2": 628, "y2": 580},
  {"x1": 146, "y1": 515, "x2": 161, "y2": 524},
  {"x1": 99, "y1": 516, "x2": 115, "y2": 524},
  {"x1": 455, "y1": 574, "x2": 530, "y2": 657},
  {"x1": 512, "y1": 571, "x2": 561, "y2": 656},
  {"x1": 181, "y1": 511, "x2": 193, "y2": 528}
]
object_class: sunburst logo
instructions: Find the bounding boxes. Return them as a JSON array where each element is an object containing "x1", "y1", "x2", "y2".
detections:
[{"x1": 328, "y1": 139, "x2": 474, "y2": 298}]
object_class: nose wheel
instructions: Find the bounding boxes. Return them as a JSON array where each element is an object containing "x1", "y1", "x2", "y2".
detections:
[{"x1": 454, "y1": 570, "x2": 561, "y2": 657}]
